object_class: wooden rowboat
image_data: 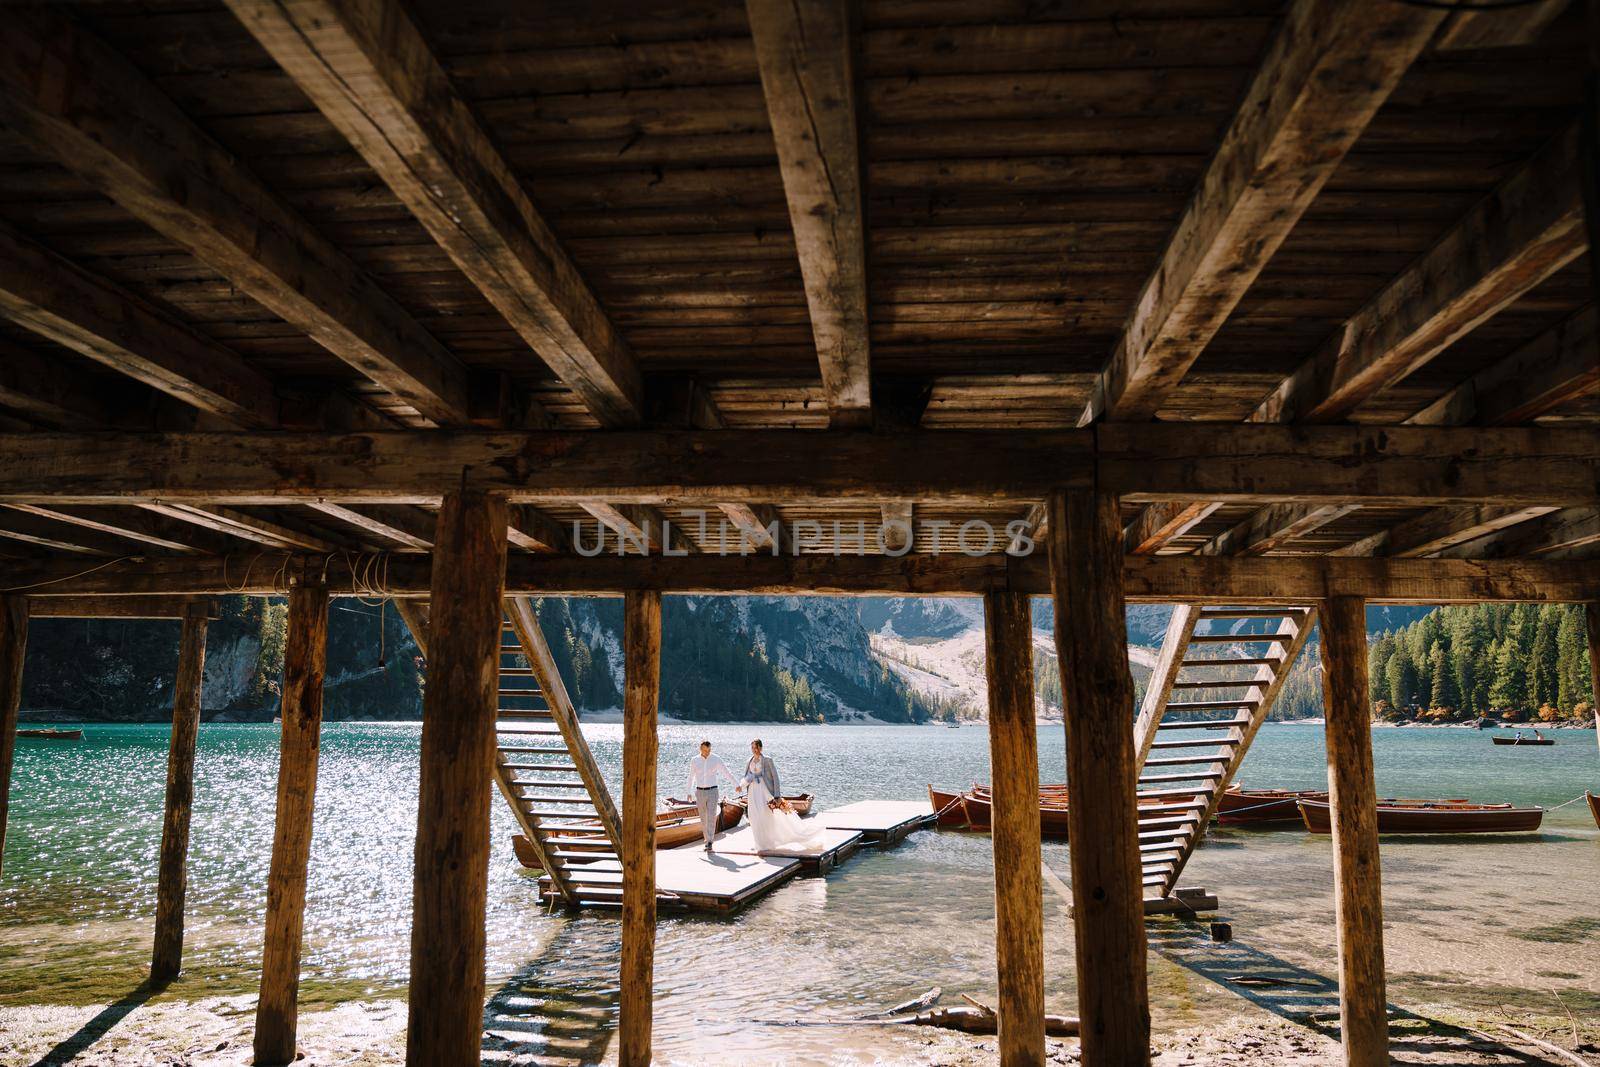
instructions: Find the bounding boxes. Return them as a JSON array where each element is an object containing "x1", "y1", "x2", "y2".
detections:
[
  {"x1": 1492, "y1": 735, "x2": 1555, "y2": 746},
  {"x1": 1298, "y1": 798, "x2": 1543, "y2": 834},
  {"x1": 16, "y1": 728, "x2": 84, "y2": 740},
  {"x1": 1587, "y1": 792, "x2": 1599, "y2": 828},
  {"x1": 1216, "y1": 787, "x2": 1327, "y2": 825},
  {"x1": 950, "y1": 791, "x2": 1072, "y2": 838},
  {"x1": 720, "y1": 792, "x2": 815, "y2": 817}
]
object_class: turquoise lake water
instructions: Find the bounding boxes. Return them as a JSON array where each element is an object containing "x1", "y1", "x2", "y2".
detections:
[{"x1": 4, "y1": 720, "x2": 1598, "y2": 1061}]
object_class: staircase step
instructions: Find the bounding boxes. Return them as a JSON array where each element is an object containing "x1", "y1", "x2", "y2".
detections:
[
  {"x1": 497, "y1": 710, "x2": 554, "y2": 720},
  {"x1": 1149, "y1": 737, "x2": 1240, "y2": 750},
  {"x1": 497, "y1": 762, "x2": 577, "y2": 772},
  {"x1": 1165, "y1": 700, "x2": 1258, "y2": 712},
  {"x1": 1139, "y1": 772, "x2": 1223, "y2": 785},
  {"x1": 1157, "y1": 717, "x2": 1251, "y2": 731},
  {"x1": 513, "y1": 794, "x2": 599, "y2": 805},
  {"x1": 495, "y1": 725, "x2": 563, "y2": 736},
  {"x1": 1199, "y1": 607, "x2": 1308, "y2": 618},
  {"x1": 1139, "y1": 829, "x2": 1192, "y2": 844},
  {"x1": 1137, "y1": 817, "x2": 1200, "y2": 833},
  {"x1": 1141, "y1": 874, "x2": 1170, "y2": 886},
  {"x1": 503, "y1": 778, "x2": 589, "y2": 788},
  {"x1": 499, "y1": 666, "x2": 540, "y2": 676},
  {"x1": 549, "y1": 849, "x2": 619, "y2": 861},
  {"x1": 1186, "y1": 634, "x2": 1286, "y2": 644},
  {"x1": 1168, "y1": 680, "x2": 1258, "y2": 690},
  {"x1": 1138, "y1": 840, "x2": 1183, "y2": 853},
  {"x1": 496, "y1": 746, "x2": 572, "y2": 756},
  {"x1": 1182, "y1": 657, "x2": 1282, "y2": 668},
  {"x1": 1143, "y1": 755, "x2": 1228, "y2": 767},
  {"x1": 1135, "y1": 800, "x2": 1209, "y2": 813}
]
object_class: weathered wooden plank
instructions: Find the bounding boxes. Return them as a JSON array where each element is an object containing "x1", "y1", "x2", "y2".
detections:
[
  {"x1": 1252, "y1": 122, "x2": 1588, "y2": 425},
  {"x1": 1132, "y1": 604, "x2": 1198, "y2": 768},
  {"x1": 305, "y1": 503, "x2": 433, "y2": 551},
  {"x1": 1378, "y1": 505, "x2": 1559, "y2": 559},
  {"x1": 24, "y1": 596, "x2": 214, "y2": 619},
  {"x1": 1, "y1": 427, "x2": 1598, "y2": 508},
  {"x1": 0, "y1": 339, "x2": 119, "y2": 431},
  {"x1": 226, "y1": 0, "x2": 644, "y2": 428},
  {"x1": 582, "y1": 502, "x2": 701, "y2": 554},
  {"x1": 1124, "y1": 503, "x2": 1219, "y2": 555},
  {"x1": 984, "y1": 590, "x2": 1045, "y2": 1067},
  {"x1": 405, "y1": 492, "x2": 507, "y2": 1067},
  {"x1": 1442, "y1": 505, "x2": 1600, "y2": 560},
  {"x1": 253, "y1": 583, "x2": 327, "y2": 1065},
  {"x1": 1082, "y1": 0, "x2": 1442, "y2": 424},
  {"x1": 12, "y1": 551, "x2": 1600, "y2": 603},
  {"x1": 1409, "y1": 306, "x2": 1598, "y2": 427},
  {"x1": 747, "y1": 0, "x2": 871, "y2": 428},
  {"x1": 0, "y1": 597, "x2": 25, "y2": 879},
  {"x1": 151, "y1": 603, "x2": 208, "y2": 983},
  {"x1": 1434, "y1": 0, "x2": 1570, "y2": 50},
  {"x1": 621, "y1": 589, "x2": 661, "y2": 1067},
  {"x1": 507, "y1": 505, "x2": 571, "y2": 554},
  {"x1": 0, "y1": 223, "x2": 278, "y2": 428},
  {"x1": 716, "y1": 502, "x2": 790, "y2": 554},
  {"x1": 4, "y1": 505, "x2": 212, "y2": 555},
  {"x1": 0, "y1": 9, "x2": 472, "y2": 426},
  {"x1": 1198, "y1": 504, "x2": 1360, "y2": 557},
  {"x1": 1320, "y1": 595, "x2": 1387, "y2": 1067},
  {"x1": 141, "y1": 504, "x2": 342, "y2": 553},
  {"x1": 1047, "y1": 490, "x2": 1149, "y2": 1065}
]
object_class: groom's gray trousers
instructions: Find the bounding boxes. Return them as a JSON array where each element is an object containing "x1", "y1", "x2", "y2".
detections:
[{"x1": 696, "y1": 787, "x2": 719, "y2": 845}]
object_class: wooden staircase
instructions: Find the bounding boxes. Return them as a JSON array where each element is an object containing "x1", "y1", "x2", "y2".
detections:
[
  {"x1": 1132, "y1": 604, "x2": 1318, "y2": 901},
  {"x1": 493, "y1": 596, "x2": 624, "y2": 908}
]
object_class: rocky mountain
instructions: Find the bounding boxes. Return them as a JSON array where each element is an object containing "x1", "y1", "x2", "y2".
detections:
[{"x1": 19, "y1": 594, "x2": 1434, "y2": 725}]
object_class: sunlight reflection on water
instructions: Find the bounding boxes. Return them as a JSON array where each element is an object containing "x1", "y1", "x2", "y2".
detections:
[{"x1": 4, "y1": 720, "x2": 1599, "y2": 1060}]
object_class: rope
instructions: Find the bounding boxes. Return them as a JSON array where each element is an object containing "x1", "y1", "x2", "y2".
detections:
[
  {"x1": 0, "y1": 556, "x2": 140, "y2": 592},
  {"x1": 1545, "y1": 793, "x2": 1592, "y2": 813}
]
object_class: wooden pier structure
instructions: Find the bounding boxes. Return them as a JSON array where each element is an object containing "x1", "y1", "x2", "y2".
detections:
[{"x1": 0, "y1": 1, "x2": 1598, "y2": 1065}]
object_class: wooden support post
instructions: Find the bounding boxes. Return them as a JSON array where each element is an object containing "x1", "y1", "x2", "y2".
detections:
[
  {"x1": 0, "y1": 595, "x2": 26, "y2": 878},
  {"x1": 404, "y1": 492, "x2": 508, "y2": 1067},
  {"x1": 1320, "y1": 595, "x2": 1388, "y2": 1067},
  {"x1": 1585, "y1": 603, "x2": 1600, "y2": 758},
  {"x1": 253, "y1": 582, "x2": 329, "y2": 1066},
  {"x1": 151, "y1": 603, "x2": 209, "y2": 983},
  {"x1": 621, "y1": 590, "x2": 661, "y2": 1067},
  {"x1": 984, "y1": 590, "x2": 1045, "y2": 1067},
  {"x1": 1046, "y1": 490, "x2": 1149, "y2": 1065}
]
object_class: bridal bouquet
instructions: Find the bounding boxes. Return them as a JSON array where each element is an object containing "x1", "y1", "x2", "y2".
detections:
[{"x1": 766, "y1": 797, "x2": 792, "y2": 813}]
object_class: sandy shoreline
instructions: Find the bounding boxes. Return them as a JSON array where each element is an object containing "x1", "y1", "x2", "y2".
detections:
[{"x1": 5, "y1": 994, "x2": 1593, "y2": 1066}]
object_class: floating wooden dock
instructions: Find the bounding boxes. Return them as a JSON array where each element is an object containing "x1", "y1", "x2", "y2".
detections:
[
  {"x1": 815, "y1": 800, "x2": 938, "y2": 845},
  {"x1": 542, "y1": 801, "x2": 929, "y2": 914}
]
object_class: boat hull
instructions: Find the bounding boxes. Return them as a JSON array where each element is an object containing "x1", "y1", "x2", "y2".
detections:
[
  {"x1": 1298, "y1": 799, "x2": 1543, "y2": 834},
  {"x1": 1216, "y1": 788, "x2": 1327, "y2": 825},
  {"x1": 949, "y1": 791, "x2": 1071, "y2": 838},
  {"x1": 1491, "y1": 736, "x2": 1555, "y2": 746},
  {"x1": 1587, "y1": 792, "x2": 1599, "y2": 829},
  {"x1": 17, "y1": 728, "x2": 83, "y2": 740}
]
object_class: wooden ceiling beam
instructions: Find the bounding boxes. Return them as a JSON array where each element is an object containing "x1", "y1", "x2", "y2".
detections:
[
  {"x1": 716, "y1": 503, "x2": 790, "y2": 554},
  {"x1": 0, "y1": 511, "x2": 133, "y2": 557},
  {"x1": 139, "y1": 504, "x2": 344, "y2": 553},
  {"x1": 3, "y1": 504, "x2": 215, "y2": 555},
  {"x1": 1408, "y1": 305, "x2": 1598, "y2": 427},
  {"x1": 1251, "y1": 121, "x2": 1588, "y2": 426},
  {"x1": 747, "y1": 0, "x2": 871, "y2": 429},
  {"x1": 0, "y1": 339, "x2": 120, "y2": 431},
  {"x1": 226, "y1": 0, "x2": 643, "y2": 428},
  {"x1": 1124, "y1": 502, "x2": 1221, "y2": 555},
  {"x1": 506, "y1": 506, "x2": 571, "y2": 554},
  {"x1": 11, "y1": 553, "x2": 1600, "y2": 605},
  {"x1": 1081, "y1": 0, "x2": 1443, "y2": 426},
  {"x1": 1434, "y1": 0, "x2": 1570, "y2": 50},
  {"x1": 1198, "y1": 503, "x2": 1360, "y2": 558},
  {"x1": 0, "y1": 426, "x2": 1597, "y2": 509},
  {"x1": 0, "y1": 223, "x2": 279, "y2": 429},
  {"x1": 26, "y1": 596, "x2": 217, "y2": 619},
  {"x1": 1443, "y1": 506, "x2": 1600, "y2": 560},
  {"x1": 0, "y1": 8, "x2": 472, "y2": 426},
  {"x1": 304, "y1": 502, "x2": 433, "y2": 551},
  {"x1": 581, "y1": 503, "x2": 702, "y2": 555},
  {"x1": 1336, "y1": 306, "x2": 1600, "y2": 558}
]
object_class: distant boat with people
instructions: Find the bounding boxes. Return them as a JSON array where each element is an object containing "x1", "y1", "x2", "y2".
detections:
[{"x1": 1492, "y1": 730, "x2": 1554, "y2": 746}]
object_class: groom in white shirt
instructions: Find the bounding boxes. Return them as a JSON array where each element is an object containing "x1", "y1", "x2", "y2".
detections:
[{"x1": 687, "y1": 740, "x2": 736, "y2": 851}]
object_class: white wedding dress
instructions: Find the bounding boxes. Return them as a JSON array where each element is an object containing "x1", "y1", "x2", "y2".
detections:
[{"x1": 746, "y1": 777, "x2": 828, "y2": 851}]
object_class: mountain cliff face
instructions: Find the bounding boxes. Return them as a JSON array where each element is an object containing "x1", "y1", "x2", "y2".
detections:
[{"x1": 19, "y1": 595, "x2": 1433, "y2": 724}]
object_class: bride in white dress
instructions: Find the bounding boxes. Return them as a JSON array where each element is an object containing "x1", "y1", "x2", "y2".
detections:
[{"x1": 740, "y1": 739, "x2": 827, "y2": 851}]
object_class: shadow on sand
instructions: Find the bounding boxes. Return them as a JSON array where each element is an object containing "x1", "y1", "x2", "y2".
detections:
[
  {"x1": 482, "y1": 918, "x2": 621, "y2": 1066},
  {"x1": 29, "y1": 977, "x2": 165, "y2": 1067},
  {"x1": 1146, "y1": 919, "x2": 1552, "y2": 1064}
]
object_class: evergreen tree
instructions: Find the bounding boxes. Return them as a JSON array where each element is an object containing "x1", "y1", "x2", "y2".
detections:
[{"x1": 1427, "y1": 641, "x2": 1455, "y2": 709}]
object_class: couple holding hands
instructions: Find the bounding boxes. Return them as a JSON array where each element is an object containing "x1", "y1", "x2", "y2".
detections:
[{"x1": 686, "y1": 738, "x2": 823, "y2": 853}]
